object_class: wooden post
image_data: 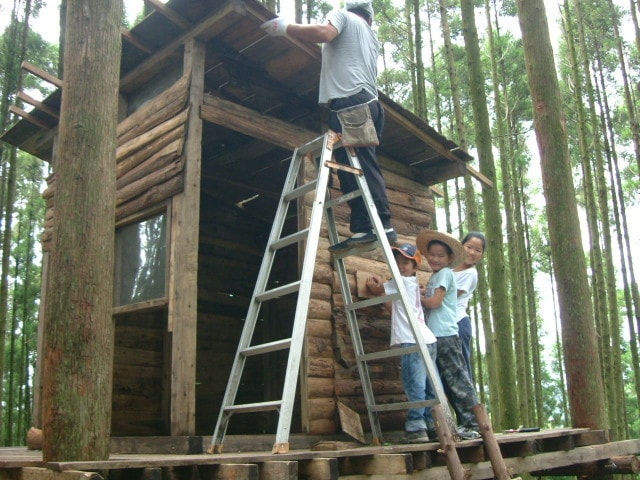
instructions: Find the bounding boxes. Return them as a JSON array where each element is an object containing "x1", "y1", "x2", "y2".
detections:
[
  {"x1": 432, "y1": 403, "x2": 470, "y2": 480},
  {"x1": 168, "y1": 39, "x2": 203, "y2": 435},
  {"x1": 473, "y1": 403, "x2": 517, "y2": 480}
]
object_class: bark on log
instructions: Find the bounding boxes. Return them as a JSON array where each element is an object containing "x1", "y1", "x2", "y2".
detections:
[
  {"x1": 117, "y1": 72, "x2": 190, "y2": 143},
  {"x1": 307, "y1": 377, "x2": 335, "y2": 398},
  {"x1": 305, "y1": 335, "x2": 334, "y2": 359},
  {"x1": 308, "y1": 298, "x2": 332, "y2": 320},
  {"x1": 116, "y1": 126, "x2": 185, "y2": 180},
  {"x1": 307, "y1": 357, "x2": 335, "y2": 378},
  {"x1": 117, "y1": 145, "x2": 182, "y2": 192},
  {"x1": 310, "y1": 282, "x2": 332, "y2": 301},
  {"x1": 307, "y1": 398, "x2": 336, "y2": 420},
  {"x1": 116, "y1": 107, "x2": 189, "y2": 162},
  {"x1": 116, "y1": 156, "x2": 185, "y2": 206},
  {"x1": 306, "y1": 318, "x2": 333, "y2": 338},
  {"x1": 116, "y1": 175, "x2": 183, "y2": 220}
]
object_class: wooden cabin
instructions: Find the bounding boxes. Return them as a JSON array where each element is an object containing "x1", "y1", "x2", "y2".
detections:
[{"x1": 1, "y1": 0, "x2": 482, "y2": 442}]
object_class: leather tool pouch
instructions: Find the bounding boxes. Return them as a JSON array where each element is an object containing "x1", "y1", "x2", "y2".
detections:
[{"x1": 336, "y1": 100, "x2": 379, "y2": 147}]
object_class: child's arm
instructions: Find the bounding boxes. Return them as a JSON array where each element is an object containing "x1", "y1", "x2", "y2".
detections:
[
  {"x1": 366, "y1": 276, "x2": 392, "y2": 311},
  {"x1": 421, "y1": 286, "x2": 446, "y2": 309}
]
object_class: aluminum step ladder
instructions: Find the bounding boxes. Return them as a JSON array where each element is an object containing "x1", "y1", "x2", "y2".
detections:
[{"x1": 208, "y1": 131, "x2": 460, "y2": 462}]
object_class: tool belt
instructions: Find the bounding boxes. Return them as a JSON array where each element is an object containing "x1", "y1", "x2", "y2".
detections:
[{"x1": 335, "y1": 99, "x2": 379, "y2": 147}]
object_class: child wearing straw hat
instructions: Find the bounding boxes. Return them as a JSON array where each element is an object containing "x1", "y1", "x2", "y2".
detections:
[{"x1": 416, "y1": 229, "x2": 481, "y2": 440}]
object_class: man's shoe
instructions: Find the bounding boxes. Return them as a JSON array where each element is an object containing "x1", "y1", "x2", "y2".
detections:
[
  {"x1": 385, "y1": 228, "x2": 398, "y2": 244},
  {"x1": 402, "y1": 429, "x2": 430, "y2": 444},
  {"x1": 346, "y1": 231, "x2": 377, "y2": 245},
  {"x1": 426, "y1": 428, "x2": 438, "y2": 442},
  {"x1": 329, "y1": 232, "x2": 376, "y2": 252},
  {"x1": 456, "y1": 426, "x2": 480, "y2": 440}
]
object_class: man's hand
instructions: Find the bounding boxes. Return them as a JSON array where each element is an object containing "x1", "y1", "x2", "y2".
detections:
[{"x1": 260, "y1": 17, "x2": 289, "y2": 36}]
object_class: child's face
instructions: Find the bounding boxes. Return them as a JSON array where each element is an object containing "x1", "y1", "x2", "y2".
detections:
[
  {"x1": 395, "y1": 254, "x2": 418, "y2": 277},
  {"x1": 427, "y1": 243, "x2": 452, "y2": 272},
  {"x1": 463, "y1": 237, "x2": 484, "y2": 266}
]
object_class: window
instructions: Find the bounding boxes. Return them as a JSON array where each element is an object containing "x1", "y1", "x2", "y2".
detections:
[{"x1": 114, "y1": 212, "x2": 167, "y2": 307}]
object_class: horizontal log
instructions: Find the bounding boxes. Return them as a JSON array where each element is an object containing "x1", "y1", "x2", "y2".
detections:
[
  {"x1": 307, "y1": 357, "x2": 335, "y2": 378},
  {"x1": 310, "y1": 282, "x2": 332, "y2": 301},
  {"x1": 340, "y1": 453, "x2": 413, "y2": 475},
  {"x1": 117, "y1": 126, "x2": 185, "y2": 181},
  {"x1": 312, "y1": 262, "x2": 333, "y2": 285},
  {"x1": 117, "y1": 72, "x2": 190, "y2": 142},
  {"x1": 306, "y1": 318, "x2": 333, "y2": 338},
  {"x1": 307, "y1": 377, "x2": 334, "y2": 399},
  {"x1": 201, "y1": 94, "x2": 317, "y2": 151},
  {"x1": 116, "y1": 107, "x2": 189, "y2": 162},
  {"x1": 305, "y1": 335, "x2": 334, "y2": 359},
  {"x1": 335, "y1": 378, "x2": 406, "y2": 397},
  {"x1": 308, "y1": 298, "x2": 332, "y2": 320},
  {"x1": 116, "y1": 175, "x2": 183, "y2": 221},
  {"x1": 307, "y1": 419, "x2": 337, "y2": 436},
  {"x1": 307, "y1": 397, "x2": 336, "y2": 421},
  {"x1": 116, "y1": 157, "x2": 185, "y2": 206}
]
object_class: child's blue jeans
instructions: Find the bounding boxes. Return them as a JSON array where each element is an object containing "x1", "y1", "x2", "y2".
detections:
[{"x1": 400, "y1": 342, "x2": 438, "y2": 432}]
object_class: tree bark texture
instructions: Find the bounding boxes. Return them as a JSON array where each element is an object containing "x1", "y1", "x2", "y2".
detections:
[
  {"x1": 42, "y1": 0, "x2": 122, "y2": 461},
  {"x1": 515, "y1": 0, "x2": 608, "y2": 431}
]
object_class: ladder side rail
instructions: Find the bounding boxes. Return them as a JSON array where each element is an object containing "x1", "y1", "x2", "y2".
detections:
[
  {"x1": 345, "y1": 148, "x2": 451, "y2": 412},
  {"x1": 210, "y1": 142, "x2": 307, "y2": 452},
  {"x1": 273, "y1": 132, "x2": 338, "y2": 452},
  {"x1": 322, "y1": 170, "x2": 384, "y2": 443}
]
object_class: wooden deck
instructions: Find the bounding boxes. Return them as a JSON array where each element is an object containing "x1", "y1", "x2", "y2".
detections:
[{"x1": 1, "y1": 429, "x2": 639, "y2": 479}]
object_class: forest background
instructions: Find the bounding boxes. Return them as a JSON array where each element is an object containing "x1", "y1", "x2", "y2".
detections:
[{"x1": 0, "y1": 0, "x2": 638, "y2": 465}]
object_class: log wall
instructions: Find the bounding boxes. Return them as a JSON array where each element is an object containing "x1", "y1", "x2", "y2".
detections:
[{"x1": 300, "y1": 157, "x2": 434, "y2": 435}]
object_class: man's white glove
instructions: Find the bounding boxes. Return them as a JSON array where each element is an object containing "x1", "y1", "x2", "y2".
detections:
[{"x1": 260, "y1": 17, "x2": 289, "y2": 36}]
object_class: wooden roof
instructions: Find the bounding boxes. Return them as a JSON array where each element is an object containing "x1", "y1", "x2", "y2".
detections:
[{"x1": 1, "y1": 0, "x2": 484, "y2": 187}]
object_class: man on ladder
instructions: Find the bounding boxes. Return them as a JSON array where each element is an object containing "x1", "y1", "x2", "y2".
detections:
[{"x1": 261, "y1": 0, "x2": 397, "y2": 251}]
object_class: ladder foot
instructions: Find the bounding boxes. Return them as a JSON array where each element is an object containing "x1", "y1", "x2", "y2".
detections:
[
  {"x1": 207, "y1": 444, "x2": 223, "y2": 454},
  {"x1": 272, "y1": 442, "x2": 290, "y2": 454},
  {"x1": 371, "y1": 437, "x2": 383, "y2": 446}
]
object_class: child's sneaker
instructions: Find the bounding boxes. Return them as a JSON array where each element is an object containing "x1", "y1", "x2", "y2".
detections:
[
  {"x1": 456, "y1": 426, "x2": 480, "y2": 440},
  {"x1": 402, "y1": 429, "x2": 430, "y2": 443}
]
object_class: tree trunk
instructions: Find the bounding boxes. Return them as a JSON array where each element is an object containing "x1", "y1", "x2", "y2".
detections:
[
  {"x1": 42, "y1": 0, "x2": 122, "y2": 461},
  {"x1": 460, "y1": 0, "x2": 518, "y2": 430},
  {"x1": 515, "y1": 0, "x2": 608, "y2": 436}
]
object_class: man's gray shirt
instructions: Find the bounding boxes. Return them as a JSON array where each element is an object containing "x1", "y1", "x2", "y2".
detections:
[{"x1": 318, "y1": 9, "x2": 380, "y2": 105}]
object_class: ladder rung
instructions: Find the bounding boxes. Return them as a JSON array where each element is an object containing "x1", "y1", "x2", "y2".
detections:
[
  {"x1": 359, "y1": 345, "x2": 420, "y2": 362},
  {"x1": 325, "y1": 160, "x2": 362, "y2": 175},
  {"x1": 370, "y1": 399, "x2": 439, "y2": 413},
  {"x1": 270, "y1": 229, "x2": 309, "y2": 251},
  {"x1": 284, "y1": 180, "x2": 317, "y2": 202},
  {"x1": 348, "y1": 293, "x2": 399, "y2": 310},
  {"x1": 325, "y1": 190, "x2": 362, "y2": 208},
  {"x1": 255, "y1": 281, "x2": 301, "y2": 302},
  {"x1": 224, "y1": 400, "x2": 283, "y2": 414},
  {"x1": 241, "y1": 338, "x2": 292, "y2": 357}
]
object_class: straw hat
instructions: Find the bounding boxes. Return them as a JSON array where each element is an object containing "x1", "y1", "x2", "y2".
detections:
[{"x1": 415, "y1": 230, "x2": 466, "y2": 269}]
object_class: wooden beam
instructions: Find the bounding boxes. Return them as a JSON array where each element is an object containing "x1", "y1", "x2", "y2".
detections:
[
  {"x1": 16, "y1": 92, "x2": 59, "y2": 119},
  {"x1": 383, "y1": 106, "x2": 489, "y2": 186},
  {"x1": 215, "y1": 464, "x2": 258, "y2": 480},
  {"x1": 466, "y1": 164, "x2": 493, "y2": 188},
  {"x1": 201, "y1": 94, "x2": 316, "y2": 150},
  {"x1": 339, "y1": 454, "x2": 413, "y2": 475},
  {"x1": 167, "y1": 39, "x2": 204, "y2": 436},
  {"x1": 144, "y1": 0, "x2": 192, "y2": 30},
  {"x1": 21, "y1": 61, "x2": 63, "y2": 88},
  {"x1": 298, "y1": 458, "x2": 338, "y2": 480},
  {"x1": 9, "y1": 105, "x2": 53, "y2": 130},
  {"x1": 259, "y1": 461, "x2": 297, "y2": 480},
  {"x1": 20, "y1": 468, "x2": 100, "y2": 480},
  {"x1": 532, "y1": 455, "x2": 640, "y2": 476},
  {"x1": 120, "y1": 27, "x2": 153, "y2": 54}
]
